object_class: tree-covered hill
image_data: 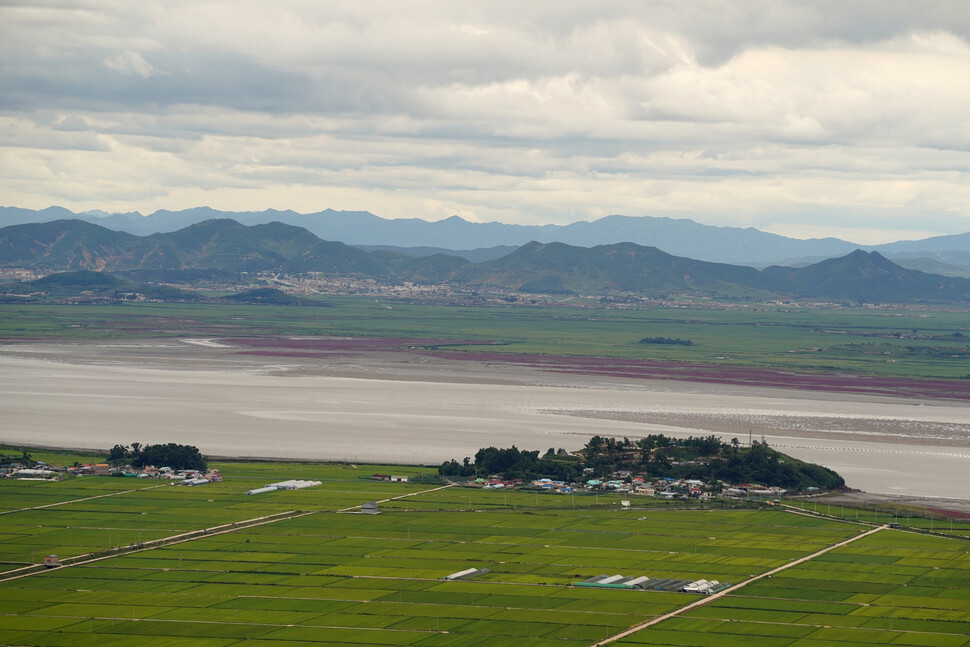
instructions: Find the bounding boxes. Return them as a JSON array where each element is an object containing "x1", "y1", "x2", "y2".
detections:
[{"x1": 440, "y1": 435, "x2": 845, "y2": 491}]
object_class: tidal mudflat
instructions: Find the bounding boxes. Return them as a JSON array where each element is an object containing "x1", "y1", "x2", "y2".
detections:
[{"x1": 1, "y1": 338, "x2": 968, "y2": 499}]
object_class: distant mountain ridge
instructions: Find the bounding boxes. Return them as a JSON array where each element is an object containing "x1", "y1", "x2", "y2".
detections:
[
  {"x1": 3, "y1": 218, "x2": 970, "y2": 304},
  {"x1": 3, "y1": 206, "x2": 970, "y2": 267}
]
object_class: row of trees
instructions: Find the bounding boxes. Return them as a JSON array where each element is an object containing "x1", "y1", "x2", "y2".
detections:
[
  {"x1": 638, "y1": 336, "x2": 693, "y2": 346},
  {"x1": 107, "y1": 443, "x2": 207, "y2": 471},
  {"x1": 439, "y1": 446, "x2": 583, "y2": 481}
]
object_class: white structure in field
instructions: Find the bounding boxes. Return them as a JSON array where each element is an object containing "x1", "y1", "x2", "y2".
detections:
[{"x1": 246, "y1": 480, "x2": 321, "y2": 495}]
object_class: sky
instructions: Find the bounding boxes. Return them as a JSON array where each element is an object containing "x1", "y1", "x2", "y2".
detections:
[{"x1": 2, "y1": 1, "x2": 970, "y2": 244}]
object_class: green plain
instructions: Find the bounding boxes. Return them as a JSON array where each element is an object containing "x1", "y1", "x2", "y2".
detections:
[{"x1": 1, "y1": 299, "x2": 969, "y2": 379}]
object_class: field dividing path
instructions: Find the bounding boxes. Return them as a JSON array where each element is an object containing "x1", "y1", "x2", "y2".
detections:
[
  {"x1": 337, "y1": 483, "x2": 453, "y2": 512},
  {"x1": 0, "y1": 509, "x2": 312, "y2": 583},
  {"x1": 591, "y1": 522, "x2": 889, "y2": 646},
  {"x1": 0, "y1": 482, "x2": 456, "y2": 583}
]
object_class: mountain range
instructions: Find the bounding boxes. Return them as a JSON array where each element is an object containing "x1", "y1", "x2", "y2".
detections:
[
  {"x1": 3, "y1": 218, "x2": 969, "y2": 304},
  {"x1": 2, "y1": 206, "x2": 970, "y2": 270}
]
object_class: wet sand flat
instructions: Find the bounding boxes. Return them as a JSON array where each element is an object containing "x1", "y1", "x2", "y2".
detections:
[{"x1": 0, "y1": 339, "x2": 968, "y2": 499}]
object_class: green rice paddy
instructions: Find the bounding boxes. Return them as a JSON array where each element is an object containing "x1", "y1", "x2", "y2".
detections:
[
  {"x1": 1, "y1": 456, "x2": 968, "y2": 646},
  {"x1": 616, "y1": 530, "x2": 970, "y2": 646}
]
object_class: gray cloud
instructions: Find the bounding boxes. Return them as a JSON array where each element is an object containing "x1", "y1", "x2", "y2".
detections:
[{"x1": 1, "y1": 1, "x2": 969, "y2": 243}]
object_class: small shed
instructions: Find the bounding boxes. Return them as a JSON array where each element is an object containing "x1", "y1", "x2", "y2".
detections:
[
  {"x1": 44, "y1": 555, "x2": 61, "y2": 568},
  {"x1": 361, "y1": 502, "x2": 380, "y2": 515}
]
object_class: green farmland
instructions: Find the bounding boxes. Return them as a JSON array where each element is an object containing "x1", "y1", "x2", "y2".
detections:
[
  {"x1": 0, "y1": 461, "x2": 441, "y2": 573},
  {"x1": 1, "y1": 454, "x2": 968, "y2": 646},
  {"x1": 617, "y1": 529, "x2": 970, "y2": 646}
]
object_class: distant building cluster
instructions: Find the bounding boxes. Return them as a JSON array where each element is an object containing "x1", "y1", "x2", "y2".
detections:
[
  {"x1": 454, "y1": 470, "x2": 790, "y2": 502},
  {"x1": 0, "y1": 459, "x2": 222, "y2": 485},
  {"x1": 577, "y1": 573, "x2": 727, "y2": 594}
]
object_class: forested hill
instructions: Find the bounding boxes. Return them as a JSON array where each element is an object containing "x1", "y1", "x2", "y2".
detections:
[
  {"x1": 438, "y1": 435, "x2": 845, "y2": 491},
  {"x1": 3, "y1": 219, "x2": 970, "y2": 304}
]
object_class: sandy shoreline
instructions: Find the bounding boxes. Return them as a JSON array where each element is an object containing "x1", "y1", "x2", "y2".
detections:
[{"x1": 1, "y1": 338, "x2": 968, "y2": 500}]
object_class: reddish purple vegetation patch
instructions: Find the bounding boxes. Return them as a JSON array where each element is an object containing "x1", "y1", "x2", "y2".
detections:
[
  {"x1": 225, "y1": 337, "x2": 495, "y2": 352},
  {"x1": 925, "y1": 507, "x2": 970, "y2": 521},
  {"x1": 224, "y1": 337, "x2": 970, "y2": 401},
  {"x1": 438, "y1": 350, "x2": 970, "y2": 401}
]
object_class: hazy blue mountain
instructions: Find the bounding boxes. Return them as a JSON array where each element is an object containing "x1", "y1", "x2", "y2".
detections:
[
  {"x1": 354, "y1": 244, "x2": 518, "y2": 263},
  {"x1": 3, "y1": 218, "x2": 970, "y2": 304},
  {"x1": 550, "y1": 215, "x2": 858, "y2": 263},
  {"x1": 885, "y1": 255, "x2": 970, "y2": 278},
  {"x1": 5, "y1": 206, "x2": 970, "y2": 267},
  {"x1": 0, "y1": 206, "x2": 78, "y2": 227},
  {"x1": 874, "y1": 232, "x2": 970, "y2": 256}
]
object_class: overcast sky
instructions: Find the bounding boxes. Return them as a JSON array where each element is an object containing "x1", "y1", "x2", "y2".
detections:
[{"x1": 2, "y1": 1, "x2": 969, "y2": 243}]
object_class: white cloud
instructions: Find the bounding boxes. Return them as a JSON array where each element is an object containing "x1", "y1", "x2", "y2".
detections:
[
  {"x1": 1, "y1": 1, "x2": 969, "y2": 241},
  {"x1": 102, "y1": 50, "x2": 159, "y2": 77},
  {"x1": 52, "y1": 115, "x2": 90, "y2": 131}
]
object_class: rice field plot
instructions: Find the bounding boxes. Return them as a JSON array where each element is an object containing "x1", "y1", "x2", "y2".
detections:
[
  {"x1": 238, "y1": 507, "x2": 861, "y2": 585},
  {"x1": 615, "y1": 528, "x2": 970, "y2": 646},
  {"x1": 0, "y1": 538, "x2": 675, "y2": 645},
  {"x1": 0, "y1": 479, "x2": 171, "y2": 571},
  {"x1": 0, "y1": 476, "x2": 160, "y2": 514},
  {"x1": 212, "y1": 461, "x2": 439, "y2": 483},
  {"x1": 0, "y1": 468, "x2": 424, "y2": 570},
  {"x1": 0, "y1": 504, "x2": 865, "y2": 646}
]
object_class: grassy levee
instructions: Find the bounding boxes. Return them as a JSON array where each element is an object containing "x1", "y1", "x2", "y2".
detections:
[
  {"x1": 0, "y1": 459, "x2": 871, "y2": 647},
  {"x1": 2, "y1": 299, "x2": 970, "y2": 379},
  {"x1": 613, "y1": 529, "x2": 970, "y2": 646}
]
